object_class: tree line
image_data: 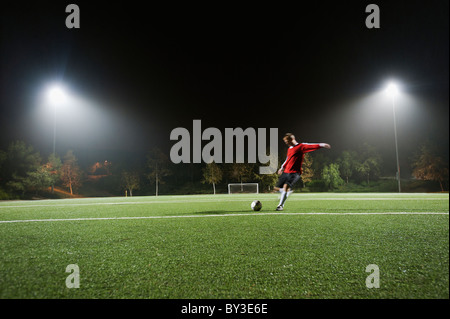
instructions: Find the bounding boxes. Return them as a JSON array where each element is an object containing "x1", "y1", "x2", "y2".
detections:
[{"x1": 0, "y1": 140, "x2": 448, "y2": 199}]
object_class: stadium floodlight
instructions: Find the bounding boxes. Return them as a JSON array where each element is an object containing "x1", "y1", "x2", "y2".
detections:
[
  {"x1": 47, "y1": 85, "x2": 67, "y2": 106},
  {"x1": 384, "y1": 81, "x2": 401, "y2": 192},
  {"x1": 385, "y1": 82, "x2": 399, "y2": 96}
]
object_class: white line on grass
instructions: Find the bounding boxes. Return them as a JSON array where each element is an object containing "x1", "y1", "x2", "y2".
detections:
[
  {"x1": 0, "y1": 197, "x2": 447, "y2": 209},
  {"x1": 0, "y1": 212, "x2": 448, "y2": 224}
]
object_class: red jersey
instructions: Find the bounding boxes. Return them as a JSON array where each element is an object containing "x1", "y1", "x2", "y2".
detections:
[{"x1": 281, "y1": 143, "x2": 323, "y2": 174}]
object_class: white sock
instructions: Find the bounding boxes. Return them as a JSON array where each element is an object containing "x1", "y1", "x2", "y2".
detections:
[
  {"x1": 278, "y1": 190, "x2": 288, "y2": 207},
  {"x1": 287, "y1": 190, "x2": 293, "y2": 197},
  {"x1": 277, "y1": 188, "x2": 283, "y2": 199}
]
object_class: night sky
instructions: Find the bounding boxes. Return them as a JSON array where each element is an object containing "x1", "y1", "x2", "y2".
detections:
[{"x1": 1, "y1": 1, "x2": 448, "y2": 172}]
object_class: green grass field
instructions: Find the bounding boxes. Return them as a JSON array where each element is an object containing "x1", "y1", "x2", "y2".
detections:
[{"x1": 0, "y1": 193, "x2": 448, "y2": 299}]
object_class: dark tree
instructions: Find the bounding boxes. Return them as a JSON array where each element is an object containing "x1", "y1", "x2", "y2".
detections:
[{"x1": 412, "y1": 144, "x2": 449, "y2": 191}]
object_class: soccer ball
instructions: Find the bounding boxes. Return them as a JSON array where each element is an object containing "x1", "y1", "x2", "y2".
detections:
[{"x1": 251, "y1": 200, "x2": 262, "y2": 211}]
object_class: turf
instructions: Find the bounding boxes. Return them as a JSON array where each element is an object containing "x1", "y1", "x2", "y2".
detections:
[{"x1": 0, "y1": 193, "x2": 448, "y2": 299}]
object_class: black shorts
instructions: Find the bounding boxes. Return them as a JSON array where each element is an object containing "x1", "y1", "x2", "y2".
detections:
[{"x1": 276, "y1": 173, "x2": 303, "y2": 189}]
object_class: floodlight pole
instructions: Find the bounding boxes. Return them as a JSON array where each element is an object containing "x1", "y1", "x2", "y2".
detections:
[
  {"x1": 47, "y1": 84, "x2": 67, "y2": 194},
  {"x1": 51, "y1": 104, "x2": 57, "y2": 193},
  {"x1": 391, "y1": 93, "x2": 401, "y2": 193},
  {"x1": 53, "y1": 104, "x2": 57, "y2": 156}
]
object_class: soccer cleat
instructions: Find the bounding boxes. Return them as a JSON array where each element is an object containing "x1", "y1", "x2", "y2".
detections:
[{"x1": 276, "y1": 205, "x2": 284, "y2": 211}]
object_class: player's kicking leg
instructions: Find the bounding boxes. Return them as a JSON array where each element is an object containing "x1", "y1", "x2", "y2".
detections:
[{"x1": 275, "y1": 173, "x2": 301, "y2": 211}]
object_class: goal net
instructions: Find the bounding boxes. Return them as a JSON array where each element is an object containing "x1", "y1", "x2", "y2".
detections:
[{"x1": 228, "y1": 183, "x2": 259, "y2": 194}]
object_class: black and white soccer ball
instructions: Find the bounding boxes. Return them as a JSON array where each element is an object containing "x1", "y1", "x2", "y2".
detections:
[{"x1": 251, "y1": 200, "x2": 262, "y2": 211}]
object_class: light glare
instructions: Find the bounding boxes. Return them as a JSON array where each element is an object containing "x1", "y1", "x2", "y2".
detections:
[
  {"x1": 385, "y1": 82, "x2": 399, "y2": 96},
  {"x1": 47, "y1": 85, "x2": 67, "y2": 105}
]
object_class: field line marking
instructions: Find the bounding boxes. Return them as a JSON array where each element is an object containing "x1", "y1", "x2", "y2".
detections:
[
  {"x1": 0, "y1": 211, "x2": 448, "y2": 224},
  {"x1": 0, "y1": 197, "x2": 448, "y2": 209}
]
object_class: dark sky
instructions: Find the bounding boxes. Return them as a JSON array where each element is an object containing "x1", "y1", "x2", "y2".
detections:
[{"x1": 1, "y1": 1, "x2": 448, "y2": 171}]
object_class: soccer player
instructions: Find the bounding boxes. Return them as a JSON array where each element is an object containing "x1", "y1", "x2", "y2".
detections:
[{"x1": 275, "y1": 133, "x2": 331, "y2": 211}]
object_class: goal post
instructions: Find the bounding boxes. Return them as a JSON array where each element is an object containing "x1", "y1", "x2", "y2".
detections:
[{"x1": 228, "y1": 183, "x2": 259, "y2": 194}]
